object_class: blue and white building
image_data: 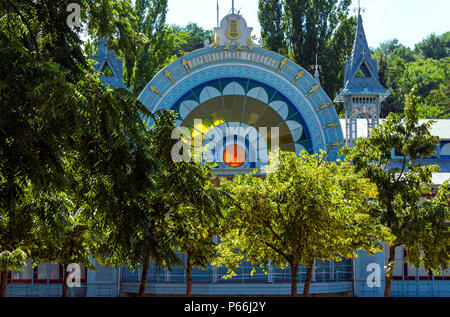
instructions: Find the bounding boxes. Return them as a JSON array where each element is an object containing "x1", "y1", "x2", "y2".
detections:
[{"x1": 7, "y1": 9, "x2": 449, "y2": 297}]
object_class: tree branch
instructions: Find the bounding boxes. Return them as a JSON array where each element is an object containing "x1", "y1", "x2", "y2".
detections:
[
  {"x1": 264, "y1": 241, "x2": 292, "y2": 263},
  {"x1": 6, "y1": 0, "x2": 40, "y2": 59}
]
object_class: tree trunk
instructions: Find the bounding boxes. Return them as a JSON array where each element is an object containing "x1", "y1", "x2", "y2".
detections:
[
  {"x1": 186, "y1": 255, "x2": 193, "y2": 296},
  {"x1": 303, "y1": 260, "x2": 314, "y2": 297},
  {"x1": 290, "y1": 263, "x2": 298, "y2": 297},
  {"x1": 138, "y1": 255, "x2": 150, "y2": 297},
  {"x1": 384, "y1": 245, "x2": 397, "y2": 297},
  {"x1": 62, "y1": 264, "x2": 69, "y2": 298},
  {"x1": 0, "y1": 271, "x2": 7, "y2": 297}
]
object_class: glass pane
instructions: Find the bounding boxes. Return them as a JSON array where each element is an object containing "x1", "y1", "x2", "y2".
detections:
[{"x1": 12, "y1": 259, "x2": 33, "y2": 280}]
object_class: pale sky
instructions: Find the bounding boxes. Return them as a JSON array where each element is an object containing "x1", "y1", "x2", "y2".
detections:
[{"x1": 166, "y1": 0, "x2": 450, "y2": 49}]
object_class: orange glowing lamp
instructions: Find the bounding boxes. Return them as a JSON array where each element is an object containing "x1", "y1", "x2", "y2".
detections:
[{"x1": 223, "y1": 144, "x2": 246, "y2": 168}]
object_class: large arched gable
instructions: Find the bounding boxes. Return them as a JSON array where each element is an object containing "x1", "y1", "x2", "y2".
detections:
[{"x1": 138, "y1": 22, "x2": 343, "y2": 163}]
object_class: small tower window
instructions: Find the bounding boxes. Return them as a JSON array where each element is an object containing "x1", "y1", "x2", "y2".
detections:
[
  {"x1": 101, "y1": 62, "x2": 114, "y2": 77},
  {"x1": 355, "y1": 61, "x2": 371, "y2": 78}
]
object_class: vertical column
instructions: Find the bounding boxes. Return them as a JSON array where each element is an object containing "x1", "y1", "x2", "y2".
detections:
[
  {"x1": 268, "y1": 265, "x2": 273, "y2": 283},
  {"x1": 345, "y1": 101, "x2": 350, "y2": 146},
  {"x1": 165, "y1": 267, "x2": 170, "y2": 283}
]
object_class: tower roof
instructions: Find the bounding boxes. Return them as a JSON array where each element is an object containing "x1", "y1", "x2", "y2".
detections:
[
  {"x1": 336, "y1": 14, "x2": 390, "y2": 101},
  {"x1": 94, "y1": 39, "x2": 128, "y2": 89}
]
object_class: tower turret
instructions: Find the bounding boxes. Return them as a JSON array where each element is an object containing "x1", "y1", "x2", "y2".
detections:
[
  {"x1": 94, "y1": 39, "x2": 128, "y2": 89},
  {"x1": 335, "y1": 9, "x2": 390, "y2": 146}
]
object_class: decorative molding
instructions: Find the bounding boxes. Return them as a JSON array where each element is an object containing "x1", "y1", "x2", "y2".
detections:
[{"x1": 137, "y1": 46, "x2": 344, "y2": 157}]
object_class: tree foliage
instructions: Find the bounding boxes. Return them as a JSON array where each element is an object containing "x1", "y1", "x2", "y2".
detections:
[
  {"x1": 340, "y1": 86, "x2": 450, "y2": 297},
  {"x1": 415, "y1": 32, "x2": 450, "y2": 61},
  {"x1": 165, "y1": 162, "x2": 226, "y2": 296},
  {"x1": 373, "y1": 34, "x2": 449, "y2": 118},
  {"x1": 258, "y1": 0, "x2": 286, "y2": 55},
  {"x1": 171, "y1": 23, "x2": 213, "y2": 58},
  {"x1": 122, "y1": 0, "x2": 175, "y2": 95},
  {"x1": 258, "y1": 0, "x2": 356, "y2": 106},
  {"x1": 0, "y1": 0, "x2": 152, "y2": 296},
  {"x1": 215, "y1": 150, "x2": 391, "y2": 296}
]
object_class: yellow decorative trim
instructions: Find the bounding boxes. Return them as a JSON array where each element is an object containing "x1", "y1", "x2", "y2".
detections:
[
  {"x1": 323, "y1": 122, "x2": 339, "y2": 129},
  {"x1": 277, "y1": 59, "x2": 287, "y2": 74},
  {"x1": 212, "y1": 35, "x2": 220, "y2": 49},
  {"x1": 327, "y1": 141, "x2": 343, "y2": 148},
  {"x1": 224, "y1": 43, "x2": 230, "y2": 50},
  {"x1": 291, "y1": 71, "x2": 304, "y2": 84},
  {"x1": 182, "y1": 59, "x2": 190, "y2": 74},
  {"x1": 315, "y1": 102, "x2": 330, "y2": 112},
  {"x1": 226, "y1": 17, "x2": 242, "y2": 40},
  {"x1": 150, "y1": 86, "x2": 162, "y2": 97},
  {"x1": 305, "y1": 85, "x2": 319, "y2": 97},
  {"x1": 164, "y1": 70, "x2": 175, "y2": 85},
  {"x1": 247, "y1": 38, "x2": 254, "y2": 50},
  {"x1": 236, "y1": 44, "x2": 243, "y2": 50},
  {"x1": 185, "y1": 50, "x2": 280, "y2": 71}
]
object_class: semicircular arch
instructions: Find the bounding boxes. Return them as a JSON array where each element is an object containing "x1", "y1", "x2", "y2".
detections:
[{"x1": 138, "y1": 47, "x2": 344, "y2": 161}]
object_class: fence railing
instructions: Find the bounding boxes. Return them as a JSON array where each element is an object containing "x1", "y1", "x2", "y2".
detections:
[{"x1": 121, "y1": 260, "x2": 354, "y2": 284}]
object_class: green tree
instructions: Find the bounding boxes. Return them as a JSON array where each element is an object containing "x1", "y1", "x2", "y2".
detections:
[
  {"x1": 166, "y1": 167, "x2": 225, "y2": 296},
  {"x1": 26, "y1": 191, "x2": 95, "y2": 297},
  {"x1": 89, "y1": 110, "x2": 180, "y2": 298},
  {"x1": 373, "y1": 37, "x2": 449, "y2": 118},
  {"x1": 216, "y1": 150, "x2": 391, "y2": 296},
  {"x1": 340, "y1": 87, "x2": 450, "y2": 297},
  {"x1": 92, "y1": 111, "x2": 226, "y2": 297},
  {"x1": 402, "y1": 57, "x2": 450, "y2": 118},
  {"x1": 415, "y1": 32, "x2": 450, "y2": 60},
  {"x1": 373, "y1": 43, "x2": 411, "y2": 116},
  {"x1": 258, "y1": 0, "x2": 286, "y2": 55},
  {"x1": 377, "y1": 39, "x2": 417, "y2": 63},
  {"x1": 0, "y1": 0, "x2": 149, "y2": 296},
  {"x1": 122, "y1": 0, "x2": 175, "y2": 95},
  {"x1": 0, "y1": 249, "x2": 26, "y2": 296},
  {"x1": 323, "y1": 15, "x2": 356, "y2": 115},
  {"x1": 171, "y1": 23, "x2": 213, "y2": 58},
  {"x1": 261, "y1": 0, "x2": 356, "y2": 101}
]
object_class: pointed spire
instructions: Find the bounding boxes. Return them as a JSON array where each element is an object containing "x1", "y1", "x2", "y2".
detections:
[
  {"x1": 314, "y1": 54, "x2": 321, "y2": 85},
  {"x1": 340, "y1": 11, "x2": 387, "y2": 95},
  {"x1": 217, "y1": 0, "x2": 220, "y2": 27},
  {"x1": 94, "y1": 39, "x2": 127, "y2": 89},
  {"x1": 335, "y1": 3, "x2": 390, "y2": 103},
  {"x1": 349, "y1": 12, "x2": 371, "y2": 72}
]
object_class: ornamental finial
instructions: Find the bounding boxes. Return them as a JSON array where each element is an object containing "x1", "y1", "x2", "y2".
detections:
[{"x1": 353, "y1": 0, "x2": 366, "y2": 15}]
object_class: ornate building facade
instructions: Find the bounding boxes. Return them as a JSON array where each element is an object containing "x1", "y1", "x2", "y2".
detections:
[{"x1": 6, "y1": 9, "x2": 449, "y2": 297}]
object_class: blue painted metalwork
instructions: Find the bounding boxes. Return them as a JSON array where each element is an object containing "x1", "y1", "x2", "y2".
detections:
[
  {"x1": 339, "y1": 13, "x2": 389, "y2": 96},
  {"x1": 335, "y1": 13, "x2": 390, "y2": 146},
  {"x1": 137, "y1": 45, "x2": 344, "y2": 161},
  {"x1": 94, "y1": 39, "x2": 128, "y2": 90},
  {"x1": 7, "y1": 11, "x2": 449, "y2": 299}
]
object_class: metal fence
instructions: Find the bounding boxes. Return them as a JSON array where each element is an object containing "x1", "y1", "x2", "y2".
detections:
[{"x1": 121, "y1": 259, "x2": 354, "y2": 284}]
